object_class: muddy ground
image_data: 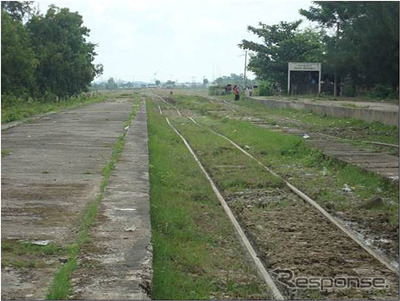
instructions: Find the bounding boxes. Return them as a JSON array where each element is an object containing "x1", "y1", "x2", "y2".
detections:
[{"x1": 1, "y1": 99, "x2": 133, "y2": 299}]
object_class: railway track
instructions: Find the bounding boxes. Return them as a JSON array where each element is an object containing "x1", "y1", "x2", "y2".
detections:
[
  {"x1": 151, "y1": 92, "x2": 398, "y2": 299},
  {"x1": 206, "y1": 95, "x2": 399, "y2": 150},
  {"x1": 190, "y1": 96, "x2": 399, "y2": 182}
]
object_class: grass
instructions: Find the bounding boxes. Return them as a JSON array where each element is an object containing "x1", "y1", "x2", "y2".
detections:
[
  {"x1": 45, "y1": 96, "x2": 140, "y2": 300},
  {"x1": 2, "y1": 240, "x2": 65, "y2": 256},
  {"x1": 173, "y1": 118, "x2": 284, "y2": 193},
  {"x1": 153, "y1": 91, "x2": 398, "y2": 299},
  {"x1": 165, "y1": 92, "x2": 398, "y2": 227},
  {"x1": 249, "y1": 93, "x2": 399, "y2": 104},
  {"x1": 147, "y1": 98, "x2": 272, "y2": 299},
  {"x1": 208, "y1": 113, "x2": 398, "y2": 224},
  {"x1": 2, "y1": 148, "x2": 11, "y2": 157},
  {"x1": 1, "y1": 93, "x2": 108, "y2": 124},
  {"x1": 236, "y1": 97, "x2": 398, "y2": 145},
  {"x1": 1, "y1": 240, "x2": 67, "y2": 269},
  {"x1": 199, "y1": 94, "x2": 398, "y2": 146}
]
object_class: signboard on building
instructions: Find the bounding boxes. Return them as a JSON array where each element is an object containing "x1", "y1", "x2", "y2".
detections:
[
  {"x1": 288, "y1": 62, "x2": 321, "y2": 72},
  {"x1": 288, "y1": 62, "x2": 322, "y2": 94}
]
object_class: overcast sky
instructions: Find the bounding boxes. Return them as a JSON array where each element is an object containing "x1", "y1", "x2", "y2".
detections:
[{"x1": 36, "y1": 0, "x2": 314, "y2": 83}]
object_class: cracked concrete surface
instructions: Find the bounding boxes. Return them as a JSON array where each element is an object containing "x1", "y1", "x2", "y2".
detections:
[
  {"x1": 71, "y1": 99, "x2": 152, "y2": 300},
  {"x1": 1, "y1": 99, "x2": 135, "y2": 299}
]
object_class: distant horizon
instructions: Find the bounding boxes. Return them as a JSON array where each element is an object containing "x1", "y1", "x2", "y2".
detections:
[{"x1": 92, "y1": 74, "x2": 256, "y2": 85}]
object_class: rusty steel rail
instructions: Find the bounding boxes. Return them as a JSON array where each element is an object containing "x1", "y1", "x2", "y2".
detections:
[
  {"x1": 168, "y1": 101, "x2": 398, "y2": 275},
  {"x1": 165, "y1": 116, "x2": 285, "y2": 300}
]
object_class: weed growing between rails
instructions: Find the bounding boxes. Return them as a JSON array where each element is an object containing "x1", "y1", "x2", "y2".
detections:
[
  {"x1": 204, "y1": 117, "x2": 399, "y2": 222},
  {"x1": 159, "y1": 92, "x2": 398, "y2": 270},
  {"x1": 146, "y1": 99, "x2": 274, "y2": 300},
  {"x1": 171, "y1": 93, "x2": 399, "y2": 220},
  {"x1": 165, "y1": 113, "x2": 398, "y2": 299},
  {"x1": 45, "y1": 95, "x2": 140, "y2": 300}
]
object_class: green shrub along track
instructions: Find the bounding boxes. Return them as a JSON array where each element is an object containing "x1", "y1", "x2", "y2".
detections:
[{"x1": 149, "y1": 91, "x2": 398, "y2": 300}]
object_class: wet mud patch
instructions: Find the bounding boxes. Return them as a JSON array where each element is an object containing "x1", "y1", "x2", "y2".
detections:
[{"x1": 336, "y1": 211, "x2": 399, "y2": 267}]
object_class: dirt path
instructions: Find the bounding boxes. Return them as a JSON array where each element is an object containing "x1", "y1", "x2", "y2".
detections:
[
  {"x1": 1, "y1": 99, "x2": 133, "y2": 299},
  {"x1": 70, "y1": 98, "x2": 152, "y2": 299}
]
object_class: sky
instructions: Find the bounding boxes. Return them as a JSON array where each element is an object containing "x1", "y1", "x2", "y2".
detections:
[{"x1": 35, "y1": 0, "x2": 314, "y2": 83}]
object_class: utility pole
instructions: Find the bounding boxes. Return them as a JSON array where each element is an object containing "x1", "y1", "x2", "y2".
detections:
[
  {"x1": 334, "y1": 21, "x2": 339, "y2": 97},
  {"x1": 239, "y1": 51, "x2": 248, "y2": 88},
  {"x1": 244, "y1": 50, "x2": 248, "y2": 88}
]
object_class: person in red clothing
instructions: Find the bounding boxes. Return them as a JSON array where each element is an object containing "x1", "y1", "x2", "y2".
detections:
[{"x1": 233, "y1": 84, "x2": 239, "y2": 101}]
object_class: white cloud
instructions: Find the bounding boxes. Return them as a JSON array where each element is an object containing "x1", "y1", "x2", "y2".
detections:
[{"x1": 35, "y1": 0, "x2": 313, "y2": 82}]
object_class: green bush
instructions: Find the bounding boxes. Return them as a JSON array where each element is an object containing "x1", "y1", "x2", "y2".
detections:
[
  {"x1": 42, "y1": 91, "x2": 58, "y2": 103},
  {"x1": 342, "y1": 85, "x2": 356, "y2": 97},
  {"x1": 367, "y1": 84, "x2": 397, "y2": 99},
  {"x1": 208, "y1": 85, "x2": 224, "y2": 96},
  {"x1": 1, "y1": 94, "x2": 22, "y2": 109},
  {"x1": 257, "y1": 81, "x2": 274, "y2": 96}
]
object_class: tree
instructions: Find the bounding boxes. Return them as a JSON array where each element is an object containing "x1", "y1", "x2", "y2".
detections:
[
  {"x1": 1, "y1": 10, "x2": 37, "y2": 96},
  {"x1": 105, "y1": 78, "x2": 118, "y2": 90},
  {"x1": 27, "y1": 5, "x2": 102, "y2": 99},
  {"x1": 213, "y1": 73, "x2": 252, "y2": 87},
  {"x1": 344, "y1": 2, "x2": 398, "y2": 89},
  {"x1": 300, "y1": 1, "x2": 399, "y2": 92},
  {"x1": 1, "y1": 1, "x2": 34, "y2": 22},
  {"x1": 203, "y1": 78, "x2": 209, "y2": 85},
  {"x1": 239, "y1": 21, "x2": 325, "y2": 92},
  {"x1": 165, "y1": 80, "x2": 176, "y2": 87}
]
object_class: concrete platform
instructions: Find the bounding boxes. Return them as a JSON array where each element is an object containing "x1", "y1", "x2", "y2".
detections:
[
  {"x1": 305, "y1": 138, "x2": 399, "y2": 182},
  {"x1": 71, "y1": 98, "x2": 152, "y2": 299},
  {"x1": 1, "y1": 100, "x2": 134, "y2": 299},
  {"x1": 250, "y1": 97, "x2": 399, "y2": 126}
]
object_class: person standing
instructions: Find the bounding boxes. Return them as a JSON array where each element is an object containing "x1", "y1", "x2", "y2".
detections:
[{"x1": 234, "y1": 84, "x2": 240, "y2": 101}]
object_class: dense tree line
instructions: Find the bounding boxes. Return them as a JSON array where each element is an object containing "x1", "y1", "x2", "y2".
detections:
[
  {"x1": 1, "y1": 1, "x2": 102, "y2": 103},
  {"x1": 240, "y1": 1, "x2": 399, "y2": 97}
]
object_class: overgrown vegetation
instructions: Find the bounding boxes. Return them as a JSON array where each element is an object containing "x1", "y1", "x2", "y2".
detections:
[
  {"x1": 235, "y1": 97, "x2": 399, "y2": 146},
  {"x1": 147, "y1": 99, "x2": 272, "y2": 299},
  {"x1": 1, "y1": 93, "x2": 107, "y2": 123},
  {"x1": 167, "y1": 93, "x2": 398, "y2": 228}
]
